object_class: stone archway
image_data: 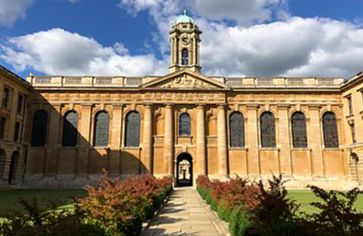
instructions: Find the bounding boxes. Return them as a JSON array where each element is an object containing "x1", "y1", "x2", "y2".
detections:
[
  {"x1": 0, "y1": 149, "x2": 5, "y2": 180},
  {"x1": 8, "y1": 151, "x2": 20, "y2": 185},
  {"x1": 176, "y1": 153, "x2": 193, "y2": 186}
]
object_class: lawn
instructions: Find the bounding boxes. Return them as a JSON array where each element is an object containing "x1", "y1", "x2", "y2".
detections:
[
  {"x1": 288, "y1": 190, "x2": 363, "y2": 214},
  {"x1": 0, "y1": 189, "x2": 86, "y2": 216}
]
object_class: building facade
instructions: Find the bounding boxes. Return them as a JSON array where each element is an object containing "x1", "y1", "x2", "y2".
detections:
[{"x1": 1, "y1": 13, "x2": 363, "y2": 188}]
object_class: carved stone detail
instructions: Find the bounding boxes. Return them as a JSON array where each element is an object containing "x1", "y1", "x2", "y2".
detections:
[{"x1": 160, "y1": 74, "x2": 214, "y2": 88}]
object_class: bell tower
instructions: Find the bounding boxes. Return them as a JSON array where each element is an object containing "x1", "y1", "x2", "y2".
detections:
[{"x1": 169, "y1": 10, "x2": 202, "y2": 73}]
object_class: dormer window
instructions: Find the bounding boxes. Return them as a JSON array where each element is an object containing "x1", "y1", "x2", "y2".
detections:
[{"x1": 182, "y1": 48, "x2": 188, "y2": 65}]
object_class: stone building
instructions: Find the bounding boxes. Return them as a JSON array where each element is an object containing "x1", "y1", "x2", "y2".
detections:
[{"x1": 1, "y1": 13, "x2": 363, "y2": 188}]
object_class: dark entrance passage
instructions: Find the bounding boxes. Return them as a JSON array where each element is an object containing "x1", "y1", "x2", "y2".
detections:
[
  {"x1": 8, "y1": 151, "x2": 20, "y2": 184},
  {"x1": 176, "y1": 153, "x2": 193, "y2": 186}
]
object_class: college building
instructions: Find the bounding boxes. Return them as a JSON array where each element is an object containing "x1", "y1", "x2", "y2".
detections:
[{"x1": 0, "y1": 13, "x2": 362, "y2": 188}]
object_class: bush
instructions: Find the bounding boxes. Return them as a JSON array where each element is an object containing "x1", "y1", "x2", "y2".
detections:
[
  {"x1": 229, "y1": 206, "x2": 251, "y2": 236},
  {"x1": 302, "y1": 185, "x2": 363, "y2": 236},
  {"x1": 0, "y1": 198, "x2": 104, "y2": 236},
  {"x1": 79, "y1": 171, "x2": 173, "y2": 236}
]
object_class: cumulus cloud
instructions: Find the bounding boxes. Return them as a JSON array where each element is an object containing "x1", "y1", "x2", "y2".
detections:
[
  {"x1": 0, "y1": 28, "x2": 168, "y2": 76},
  {"x1": 119, "y1": 0, "x2": 363, "y2": 77},
  {"x1": 0, "y1": 0, "x2": 33, "y2": 27}
]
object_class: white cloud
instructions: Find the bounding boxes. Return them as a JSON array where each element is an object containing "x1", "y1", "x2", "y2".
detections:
[
  {"x1": 0, "y1": 28, "x2": 167, "y2": 76},
  {"x1": 118, "y1": 0, "x2": 363, "y2": 77},
  {"x1": 192, "y1": 0, "x2": 287, "y2": 25},
  {"x1": 0, "y1": 0, "x2": 33, "y2": 27}
]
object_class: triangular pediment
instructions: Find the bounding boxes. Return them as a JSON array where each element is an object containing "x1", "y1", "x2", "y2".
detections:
[{"x1": 141, "y1": 70, "x2": 227, "y2": 89}]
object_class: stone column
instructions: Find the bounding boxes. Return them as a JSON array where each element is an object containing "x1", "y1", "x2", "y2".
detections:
[
  {"x1": 109, "y1": 104, "x2": 123, "y2": 175},
  {"x1": 77, "y1": 104, "x2": 92, "y2": 176},
  {"x1": 196, "y1": 105, "x2": 207, "y2": 175},
  {"x1": 217, "y1": 104, "x2": 228, "y2": 177},
  {"x1": 309, "y1": 106, "x2": 325, "y2": 177},
  {"x1": 164, "y1": 104, "x2": 174, "y2": 176},
  {"x1": 143, "y1": 104, "x2": 153, "y2": 174},
  {"x1": 247, "y1": 105, "x2": 260, "y2": 176},
  {"x1": 45, "y1": 104, "x2": 61, "y2": 176},
  {"x1": 278, "y1": 105, "x2": 292, "y2": 176}
]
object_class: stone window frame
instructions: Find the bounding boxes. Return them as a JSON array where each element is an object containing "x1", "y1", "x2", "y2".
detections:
[
  {"x1": 93, "y1": 110, "x2": 110, "y2": 147},
  {"x1": 16, "y1": 93, "x2": 26, "y2": 115},
  {"x1": 61, "y1": 110, "x2": 79, "y2": 147},
  {"x1": 178, "y1": 112, "x2": 191, "y2": 136},
  {"x1": 124, "y1": 110, "x2": 141, "y2": 148},
  {"x1": 322, "y1": 111, "x2": 339, "y2": 148},
  {"x1": 259, "y1": 110, "x2": 277, "y2": 148},
  {"x1": 228, "y1": 111, "x2": 245, "y2": 148},
  {"x1": 291, "y1": 111, "x2": 308, "y2": 148},
  {"x1": 2, "y1": 86, "x2": 12, "y2": 109},
  {"x1": 30, "y1": 109, "x2": 49, "y2": 147}
]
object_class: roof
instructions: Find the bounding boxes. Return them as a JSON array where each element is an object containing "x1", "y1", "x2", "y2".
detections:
[{"x1": 176, "y1": 10, "x2": 194, "y2": 24}]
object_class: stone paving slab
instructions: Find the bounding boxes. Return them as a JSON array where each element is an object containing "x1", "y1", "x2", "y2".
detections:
[{"x1": 141, "y1": 188, "x2": 230, "y2": 236}]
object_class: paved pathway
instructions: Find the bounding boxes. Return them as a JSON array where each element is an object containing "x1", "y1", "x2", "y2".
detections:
[{"x1": 142, "y1": 188, "x2": 230, "y2": 236}]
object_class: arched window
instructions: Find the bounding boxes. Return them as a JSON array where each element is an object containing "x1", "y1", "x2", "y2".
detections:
[
  {"x1": 94, "y1": 111, "x2": 109, "y2": 147},
  {"x1": 181, "y1": 48, "x2": 189, "y2": 65},
  {"x1": 125, "y1": 111, "x2": 140, "y2": 147},
  {"x1": 62, "y1": 111, "x2": 78, "y2": 147},
  {"x1": 260, "y1": 111, "x2": 276, "y2": 148},
  {"x1": 291, "y1": 112, "x2": 307, "y2": 148},
  {"x1": 179, "y1": 112, "x2": 191, "y2": 136},
  {"x1": 31, "y1": 110, "x2": 48, "y2": 147},
  {"x1": 323, "y1": 112, "x2": 339, "y2": 148},
  {"x1": 8, "y1": 151, "x2": 20, "y2": 184},
  {"x1": 229, "y1": 112, "x2": 244, "y2": 147}
]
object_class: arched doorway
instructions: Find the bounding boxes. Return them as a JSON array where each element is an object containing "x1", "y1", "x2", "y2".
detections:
[
  {"x1": 176, "y1": 153, "x2": 193, "y2": 186},
  {"x1": 8, "y1": 151, "x2": 20, "y2": 185},
  {"x1": 0, "y1": 149, "x2": 5, "y2": 180}
]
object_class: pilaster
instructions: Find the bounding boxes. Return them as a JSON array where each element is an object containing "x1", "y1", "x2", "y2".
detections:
[
  {"x1": 143, "y1": 104, "x2": 153, "y2": 174},
  {"x1": 217, "y1": 104, "x2": 228, "y2": 177},
  {"x1": 196, "y1": 105, "x2": 207, "y2": 175},
  {"x1": 278, "y1": 105, "x2": 292, "y2": 176},
  {"x1": 309, "y1": 106, "x2": 325, "y2": 177},
  {"x1": 164, "y1": 104, "x2": 174, "y2": 176}
]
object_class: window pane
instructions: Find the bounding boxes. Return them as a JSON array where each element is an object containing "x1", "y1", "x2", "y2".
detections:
[
  {"x1": 2, "y1": 88, "x2": 10, "y2": 108},
  {"x1": 94, "y1": 111, "x2": 109, "y2": 147},
  {"x1": 125, "y1": 111, "x2": 140, "y2": 147},
  {"x1": 0, "y1": 117, "x2": 5, "y2": 139},
  {"x1": 291, "y1": 112, "x2": 307, "y2": 148},
  {"x1": 323, "y1": 112, "x2": 339, "y2": 148},
  {"x1": 260, "y1": 112, "x2": 276, "y2": 147},
  {"x1": 182, "y1": 49, "x2": 188, "y2": 65},
  {"x1": 230, "y1": 112, "x2": 244, "y2": 147},
  {"x1": 31, "y1": 110, "x2": 48, "y2": 146},
  {"x1": 17, "y1": 95, "x2": 24, "y2": 114},
  {"x1": 14, "y1": 122, "x2": 21, "y2": 143},
  {"x1": 179, "y1": 113, "x2": 191, "y2": 136},
  {"x1": 62, "y1": 111, "x2": 78, "y2": 147}
]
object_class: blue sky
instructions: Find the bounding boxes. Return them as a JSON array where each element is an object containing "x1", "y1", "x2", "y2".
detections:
[{"x1": 1, "y1": 0, "x2": 363, "y2": 78}]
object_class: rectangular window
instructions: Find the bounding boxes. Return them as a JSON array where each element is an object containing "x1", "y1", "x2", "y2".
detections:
[
  {"x1": 2, "y1": 88, "x2": 10, "y2": 108},
  {"x1": 350, "y1": 123, "x2": 356, "y2": 144},
  {"x1": 14, "y1": 122, "x2": 21, "y2": 143},
  {"x1": 17, "y1": 95, "x2": 25, "y2": 114},
  {"x1": 347, "y1": 95, "x2": 353, "y2": 115},
  {"x1": 0, "y1": 117, "x2": 5, "y2": 139}
]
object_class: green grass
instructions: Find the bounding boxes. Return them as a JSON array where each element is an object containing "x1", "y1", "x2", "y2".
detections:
[
  {"x1": 288, "y1": 190, "x2": 363, "y2": 215},
  {"x1": 0, "y1": 189, "x2": 86, "y2": 216}
]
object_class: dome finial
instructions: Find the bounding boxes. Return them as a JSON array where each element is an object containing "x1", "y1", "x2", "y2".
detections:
[{"x1": 183, "y1": 9, "x2": 187, "y2": 16}]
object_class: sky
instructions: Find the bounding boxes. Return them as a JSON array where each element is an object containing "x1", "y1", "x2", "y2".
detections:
[{"x1": 0, "y1": 0, "x2": 363, "y2": 79}]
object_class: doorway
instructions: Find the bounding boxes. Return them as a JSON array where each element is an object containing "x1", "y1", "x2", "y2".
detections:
[{"x1": 176, "y1": 153, "x2": 193, "y2": 186}]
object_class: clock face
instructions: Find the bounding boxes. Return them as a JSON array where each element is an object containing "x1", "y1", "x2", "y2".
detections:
[{"x1": 181, "y1": 34, "x2": 190, "y2": 44}]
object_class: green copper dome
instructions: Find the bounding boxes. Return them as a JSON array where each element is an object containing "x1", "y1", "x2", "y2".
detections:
[{"x1": 176, "y1": 10, "x2": 194, "y2": 24}]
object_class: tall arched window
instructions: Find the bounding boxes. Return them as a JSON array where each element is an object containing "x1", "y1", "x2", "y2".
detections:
[
  {"x1": 125, "y1": 111, "x2": 140, "y2": 147},
  {"x1": 291, "y1": 112, "x2": 307, "y2": 148},
  {"x1": 93, "y1": 111, "x2": 109, "y2": 147},
  {"x1": 31, "y1": 110, "x2": 48, "y2": 147},
  {"x1": 62, "y1": 111, "x2": 78, "y2": 147},
  {"x1": 260, "y1": 111, "x2": 276, "y2": 147},
  {"x1": 229, "y1": 112, "x2": 244, "y2": 147},
  {"x1": 179, "y1": 112, "x2": 191, "y2": 136},
  {"x1": 323, "y1": 112, "x2": 339, "y2": 148},
  {"x1": 181, "y1": 48, "x2": 189, "y2": 65}
]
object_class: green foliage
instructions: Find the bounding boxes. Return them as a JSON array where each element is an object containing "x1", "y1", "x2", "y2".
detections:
[
  {"x1": 302, "y1": 185, "x2": 363, "y2": 236},
  {"x1": 217, "y1": 201, "x2": 230, "y2": 222},
  {"x1": 228, "y1": 207, "x2": 251, "y2": 236},
  {"x1": 0, "y1": 198, "x2": 104, "y2": 236}
]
